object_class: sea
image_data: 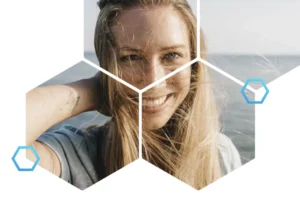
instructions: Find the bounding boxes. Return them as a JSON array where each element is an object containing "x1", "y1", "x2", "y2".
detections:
[{"x1": 39, "y1": 52, "x2": 300, "y2": 165}]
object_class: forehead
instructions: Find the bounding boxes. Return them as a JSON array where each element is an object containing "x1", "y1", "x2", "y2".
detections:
[{"x1": 111, "y1": 6, "x2": 189, "y2": 49}]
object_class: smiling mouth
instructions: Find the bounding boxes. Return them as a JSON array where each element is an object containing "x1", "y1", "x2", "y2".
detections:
[
  {"x1": 142, "y1": 96, "x2": 167, "y2": 107},
  {"x1": 142, "y1": 94, "x2": 174, "y2": 113}
]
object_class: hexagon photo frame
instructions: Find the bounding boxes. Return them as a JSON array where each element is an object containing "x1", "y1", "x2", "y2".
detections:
[{"x1": 15, "y1": 0, "x2": 299, "y2": 194}]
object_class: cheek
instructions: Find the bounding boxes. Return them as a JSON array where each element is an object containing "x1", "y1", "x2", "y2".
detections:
[
  {"x1": 121, "y1": 66, "x2": 191, "y2": 91},
  {"x1": 171, "y1": 67, "x2": 191, "y2": 91},
  {"x1": 120, "y1": 66, "x2": 144, "y2": 87},
  {"x1": 120, "y1": 68, "x2": 136, "y2": 83}
]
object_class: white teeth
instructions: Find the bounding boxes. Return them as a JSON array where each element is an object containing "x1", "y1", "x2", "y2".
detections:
[{"x1": 142, "y1": 96, "x2": 167, "y2": 107}]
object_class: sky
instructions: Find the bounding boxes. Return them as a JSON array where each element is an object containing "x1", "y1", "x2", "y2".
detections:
[{"x1": 84, "y1": 0, "x2": 300, "y2": 55}]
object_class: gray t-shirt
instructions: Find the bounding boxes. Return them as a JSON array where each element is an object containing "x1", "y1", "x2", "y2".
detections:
[{"x1": 37, "y1": 124, "x2": 242, "y2": 190}]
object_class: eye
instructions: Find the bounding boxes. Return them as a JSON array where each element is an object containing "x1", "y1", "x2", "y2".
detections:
[
  {"x1": 163, "y1": 52, "x2": 180, "y2": 61},
  {"x1": 120, "y1": 55, "x2": 142, "y2": 62}
]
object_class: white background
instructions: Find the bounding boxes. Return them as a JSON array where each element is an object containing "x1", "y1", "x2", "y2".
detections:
[{"x1": 0, "y1": 0, "x2": 300, "y2": 200}]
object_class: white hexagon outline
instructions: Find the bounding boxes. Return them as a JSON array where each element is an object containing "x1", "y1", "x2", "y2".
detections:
[
  {"x1": 20, "y1": 0, "x2": 270, "y2": 191},
  {"x1": 82, "y1": 0, "x2": 256, "y2": 160},
  {"x1": 81, "y1": 0, "x2": 257, "y2": 189}
]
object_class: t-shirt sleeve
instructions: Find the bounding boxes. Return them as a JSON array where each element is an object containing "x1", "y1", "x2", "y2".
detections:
[
  {"x1": 218, "y1": 134, "x2": 242, "y2": 174},
  {"x1": 37, "y1": 125, "x2": 99, "y2": 190},
  {"x1": 228, "y1": 138, "x2": 242, "y2": 170}
]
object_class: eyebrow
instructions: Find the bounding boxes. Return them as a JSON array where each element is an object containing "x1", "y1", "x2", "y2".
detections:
[
  {"x1": 159, "y1": 44, "x2": 187, "y2": 51},
  {"x1": 119, "y1": 47, "x2": 142, "y2": 52},
  {"x1": 119, "y1": 44, "x2": 187, "y2": 52}
]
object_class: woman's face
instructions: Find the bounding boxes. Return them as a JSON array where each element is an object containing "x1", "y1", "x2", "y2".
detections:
[{"x1": 112, "y1": 6, "x2": 192, "y2": 130}]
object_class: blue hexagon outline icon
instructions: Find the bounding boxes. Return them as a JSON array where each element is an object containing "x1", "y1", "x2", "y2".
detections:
[
  {"x1": 12, "y1": 146, "x2": 40, "y2": 171},
  {"x1": 241, "y1": 78, "x2": 269, "y2": 104}
]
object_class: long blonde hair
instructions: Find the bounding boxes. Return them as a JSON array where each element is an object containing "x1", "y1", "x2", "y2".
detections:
[{"x1": 93, "y1": 0, "x2": 221, "y2": 190}]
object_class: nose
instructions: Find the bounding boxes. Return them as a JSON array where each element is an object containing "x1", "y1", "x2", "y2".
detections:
[{"x1": 142, "y1": 59, "x2": 167, "y2": 88}]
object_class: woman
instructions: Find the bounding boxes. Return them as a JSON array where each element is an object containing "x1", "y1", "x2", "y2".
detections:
[{"x1": 26, "y1": 0, "x2": 241, "y2": 190}]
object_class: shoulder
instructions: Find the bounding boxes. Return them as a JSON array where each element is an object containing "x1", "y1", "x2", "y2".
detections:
[
  {"x1": 37, "y1": 124, "x2": 108, "y2": 190},
  {"x1": 39, "y1": 124, "x2": 99, "y2": 157},
  {"x1": 217, "y1": 133, "x2": 242, "y2": 174}
]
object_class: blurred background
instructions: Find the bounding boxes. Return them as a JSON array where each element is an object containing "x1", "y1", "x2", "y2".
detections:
[
  {"x1": 201, "y1": 0, "x2": 300, "y2": 164},
  {"x1": 201, "y1": 0, "x2": 300, "y2": 86},
  {"x1": 41, "y1": 0, "x2": 300, "y2": 165}
]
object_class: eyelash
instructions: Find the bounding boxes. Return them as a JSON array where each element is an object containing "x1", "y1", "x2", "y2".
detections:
[
  {"x1": 119, "y1": 52, "x2": 181, "y2": 63},
  {"x1": 162, "y1": 52, "x2": 181, "y2": 61},
  {"x1": 120, "y1": 55, "x2": 142, "y2": 62}
]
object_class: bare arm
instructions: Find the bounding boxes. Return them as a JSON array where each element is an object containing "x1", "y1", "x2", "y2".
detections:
[{"x1": 26, "y1": 77, "x2": 101, "y2": 176}]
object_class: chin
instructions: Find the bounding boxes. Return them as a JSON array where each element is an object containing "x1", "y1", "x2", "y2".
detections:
[
  {"x1": 143, "y1": 117, "x2": 170, "y2": 131},
  {"x1": 142, "y1": 92, "x2": 183, "y2": 131},
  {"x1": 142, "y1": 96, "x2": 175, "y2": 130}
]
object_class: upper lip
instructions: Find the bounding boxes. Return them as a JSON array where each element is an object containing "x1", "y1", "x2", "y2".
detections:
[{"x1": 142, "y1": 91, "x2": 174, "y2": 100}]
